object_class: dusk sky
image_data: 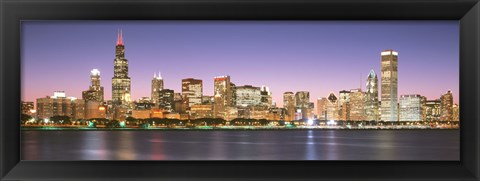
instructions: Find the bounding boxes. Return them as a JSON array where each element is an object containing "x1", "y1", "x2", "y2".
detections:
[{"x1": 22, "y1": 21, "x2": 459, "y2": 107}]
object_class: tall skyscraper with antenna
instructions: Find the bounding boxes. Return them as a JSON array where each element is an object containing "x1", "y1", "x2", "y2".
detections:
[
  {"x1": 151, "y1": 72, "x2": 164, "y2": 104},
  {"x1": 111, "y1": 30, "x2": 131, "y2": 107}
]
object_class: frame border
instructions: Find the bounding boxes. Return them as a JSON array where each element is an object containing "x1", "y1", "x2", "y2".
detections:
[{"x1": 1, "y1": 0, "x2": 479, "y2": 180}]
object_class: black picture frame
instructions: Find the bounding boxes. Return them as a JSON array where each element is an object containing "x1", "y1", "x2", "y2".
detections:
[{"x1": 1, "y1": 0, "x2": 479, "y2": 180}]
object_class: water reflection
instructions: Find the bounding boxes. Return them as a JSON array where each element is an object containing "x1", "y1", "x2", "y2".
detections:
[
  {"x1": 81, "y1": 131, "x2": 108, "y2": 160},
  {"x1": 22, "y1": 130, "x2": 460, "y2": 161}
]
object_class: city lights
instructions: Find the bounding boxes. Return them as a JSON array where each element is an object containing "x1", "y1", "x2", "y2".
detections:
[{"x1": 20, "y1": 31, "x2": 459, "y2": 130}]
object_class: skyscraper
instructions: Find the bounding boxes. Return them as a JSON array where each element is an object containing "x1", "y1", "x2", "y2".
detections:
[
  {"x1": 283, "y1": 92, "x2": 295, "y2": 121},
  {"x1": 338, "y1": 90, "x2": 350, "y2": 121},
  {"x1": 380, "y1": 50, "x2": 398, "y2": 122},
  {"x1": 82, "y1": 69, "x2": 104, "y2": 103},
  {"x1": 316, "y1": 97, "x2": 327, "y2": 120},
  {"x1": 151, "y1": 72, "x2": 164, "y2": 104},
  {"x1": 213, "y1": 75, "x2": 233, "y2": 118},
  {"x1": 295, "y1": 91, "x2": 313, "y2": 119},
  {"x1": 365, "y1": 69, "x2": 379, "y2": 121},
  {"x1": 111, "y1": 30, "x2": 131, "y2": 107},
  {"x1": 326, "y1": 92, "x2": 338, "y2": 120},
  {"x1": 440, "y1": 90, "x2": 454, "y2": 121},
  {"x1": 159, "y1": 89, "x2": 175, "y2": 112},
  {"x1": 349, "y1": 89, "x2": 365, "y2": 121},
  {"x1": 260, "y1": 85, "x2": 272, "y2": 107},
  {"x1": 182, "y1": 78, "x2": 203, "y2": 108}
]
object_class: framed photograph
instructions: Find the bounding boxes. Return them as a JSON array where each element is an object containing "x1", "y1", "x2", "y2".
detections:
[{"x1": 1, "y1": 0, "x2": 479, "y2": 180}]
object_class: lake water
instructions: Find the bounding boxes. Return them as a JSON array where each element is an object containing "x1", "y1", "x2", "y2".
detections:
[{"x1": 21, "y1": 130, "x2": 459, "y2": 160}]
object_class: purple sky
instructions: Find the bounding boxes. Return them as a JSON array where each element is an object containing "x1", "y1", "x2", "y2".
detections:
[{"x1": 21, "y1": 21, "x2": 459, "y2": 107}]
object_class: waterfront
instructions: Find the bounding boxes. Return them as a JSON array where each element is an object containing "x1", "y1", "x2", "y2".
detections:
[{"x1": 22, "y1": 129, "x2": 459, "y2": 160}]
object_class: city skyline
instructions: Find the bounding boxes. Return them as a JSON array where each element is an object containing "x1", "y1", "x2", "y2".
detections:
[{"x1": 22, "y1": 21, "x2": 459, "y2": 107}]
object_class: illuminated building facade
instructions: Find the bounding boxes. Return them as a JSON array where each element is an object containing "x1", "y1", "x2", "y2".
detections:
[
  {"x1": 112, "y1": 30, "x2": 131, "y2": 107},
  {"x1": 213, "y1": 75, "x2": 234, "y2": 118},
  {"x1": 190, "y1": 104, "x2": 214, "y2": 119},
  {"x1": 236, "y1": 85, "x2": 262, "y2": 106},
  {"x1": 326, "y1": 92, "x2": 338, "y2": 120},
  {"x1": 159, "y1": 89, "x2": 174, "y2": 112},
  {"x1": 36, "y1": 91, "x2": 77, "y2": 119},
  {"x1": 21, "y1": 101, "x2": 35, "y2": 115},
  {"x1": 399, "y1": 94, "x2": 423, "y2": 121},
  {"x1": 365, "y1": 69, "x2": 379, "y2": 121},
  {"x1": 260, "y1": 85, "x2": 272, "y2": 107},
  {"x1": 338, "y1": 90, "x2": 350, "y2": 121},
  {"x1": 423, "y1": 99, "x2": 441, "y2": 122},
  {"x1": 316, "y1": 97, "x2": 327, "y2": 120},
  {"x1": 151, "y1": 72, "x2": 164, "y2": 104},
  {"x1": 380, "y1": 50, "x2": 399, "y2": 121},
  {"x1": 452, "y1": 104, "x2": 459, "y2": 121},
  {"x1": 182, "y1": 78, "x2": 203, "y2": 108},
  {"x1": 440, "y1": 90, "x2": 454, "y2": 121},
  {"x1": 283, "y1": 92, "x2": 295, "y2": 121},
  {"x1": 349, "y1": 89, "x2": 365, "y2": 121},
  {"x1": 82, "y1": 69, "x2": 104, "y2": 103},
  {"x1": 295, "y1": 91, "x2": 313, "y2": 119},
  {"x1": 267, "y1": 107, "x2": 285, "y2": 121}
]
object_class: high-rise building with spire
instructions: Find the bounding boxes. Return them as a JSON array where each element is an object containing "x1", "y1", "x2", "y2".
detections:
[
  {"x1": 380, "y1": 50, "x2": 398, "y2": 121},
  {"x1": 112, "y1": 30, "x2": 131, "y2": 107},
  {"x1": 151, "y1": 72, "x2": 164, "y2": 104},
  {"x1": 365, "y1": 69, "x2": 379, "y2": 121}
]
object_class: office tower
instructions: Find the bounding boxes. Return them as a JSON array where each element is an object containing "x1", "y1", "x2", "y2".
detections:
[
  {"x1": 452, "y1": 104, "x2": 460, "y2": 121},
  {"x1": 112, "y1": 30, "x2": 131, "y2": 106},
  {"x1": 182, "y1": 78, "x2": 203, "y2": 108},
  {"x1": 295, "y1": 91, "x2": 310, "y2": 108},
  {"x1": 440, "y1": 90, "x2": 454, "y2": 121},
  {"x1": 316, "y1": 98, "x2": 327, "y2": 120},
  {"x1": 82, "y1": 69, "x2": 104, "y2": 103},
  {"x1": 399, "y1": 94, "x2": 423, "y2": 121},
  {"x1": 260, "y1": 85, "x2": 272, "y2": 107},
  {"x1": 295, "y1": 91, "x2": 313, "y2": 119},
  {"x1": 380, "y1": 50, "x2": 399, "y2": 121},
  {"x1": 159, "y1": 89, "x2": 175, "y2": 112},
  {"x1": 236, "y1": 85, "x2": 262, "y2": 106},
  {"x1": 338, "y1": 90, "x2": 351, "y2": 121},
  {"x1": 267, "y1": 107, "x2": 285, "y2": 121},
  {"x1": 190, "y1": 104, "x2": 214, "y2": 119},
  {"x1": 151, "y1": 72, "x2": 164, "y2": 104},
  {"x1": 349, "y1": 89, "x2": 365, "y2": 121},
  {"x1": 36, "y1": 91, "x2": 75, "y2": 119},
  {"x1": 283, "y1": 92, "x2": 296, "y2": 121},
  {"x1": 424, "y1": 99, "x2": 441, "y2": 122},
  {"x1": 326, "y1": 92, "x2": 338, "y2": 120},
  {"x1": 21, "y1": 101, "x2": 35, "y2": 115},
  {"x1": 230, "y1": 82, "x2": 237, "y2": 106},
  {"x1": 213, "y1": 75, "x2": 232, "y2": 118},
  {"x1": 365, "y1": 69, "x2": 379, "y2": 121}
]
